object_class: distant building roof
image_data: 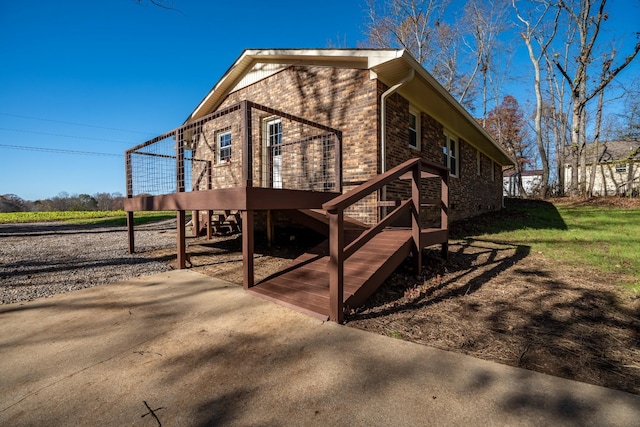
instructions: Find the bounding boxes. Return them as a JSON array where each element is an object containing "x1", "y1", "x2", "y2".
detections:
[{"x1": 565, "y1": 140, "x2": 640, "y2": 164}]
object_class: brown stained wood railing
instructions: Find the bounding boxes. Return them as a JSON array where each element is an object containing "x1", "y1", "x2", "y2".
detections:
[{"x1": 322, "y1": 158, "x2": 449, "y2": 323}]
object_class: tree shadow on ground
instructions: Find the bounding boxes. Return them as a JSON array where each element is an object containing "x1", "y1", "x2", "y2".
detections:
[{"x1": 347, "y1": 236, "x2": 640, "y2": 394}]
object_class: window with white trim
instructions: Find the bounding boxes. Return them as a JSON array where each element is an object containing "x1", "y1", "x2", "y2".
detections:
[
  {"x1": 443, "y1": 132, "x2": 458, "y2": 177},
  {"x1": 615, "y1": 164, "x2": 627, "y2": 173},
  {"x1": 217, "y1": 130, "x2": 232, "y2": 163},
  {"x1": 409, "y1": 108, "x2": 420, "y2": 150}
]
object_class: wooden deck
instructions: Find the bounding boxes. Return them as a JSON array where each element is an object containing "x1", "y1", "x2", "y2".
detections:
[
  {"x1": 126, "y1": 157, "x2": 449, "y2": 322},
  {"x1": 248, "y1": 227, "x2": 445, "y2": 320}
]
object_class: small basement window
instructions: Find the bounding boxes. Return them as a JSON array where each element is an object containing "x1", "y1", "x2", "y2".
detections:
[{"x1": 615, "y1": 164, "x2": 627, "y2": 173}]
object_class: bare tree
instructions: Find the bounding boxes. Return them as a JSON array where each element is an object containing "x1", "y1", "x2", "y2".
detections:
[
  {"x1": 461, "y1": 0, "x2": 511, "y2": 124},
  {"x1": 513, "y1": 0, "x2": 561, "y2": 197},
  {"x1": 553, "y1": 0, "x2": 640, "y2": 196},
  {"x1": 364, "y1": 0, "x2": 477, "y2": 107}
]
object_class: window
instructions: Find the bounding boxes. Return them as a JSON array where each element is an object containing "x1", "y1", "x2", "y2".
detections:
[
  {"x1": 443, "y1": 132, "x2": 458, "y2": 177},
  {"x1": 263, "y1": 117, "x2": 283, "y2": 189},
  {"x1": 409, "y1": 108, "x2": 420, "y2": 150},
  {"x1": 615, "y1": 164, "x2": 627, "y2": 173},
  {"x1": 217, "y1": 130, "x2": 231, "y2": 163}
]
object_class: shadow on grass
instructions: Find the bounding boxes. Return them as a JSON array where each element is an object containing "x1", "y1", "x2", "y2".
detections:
[{"x1": 449, "y1": 199, "x2": 567, "y2": 239}]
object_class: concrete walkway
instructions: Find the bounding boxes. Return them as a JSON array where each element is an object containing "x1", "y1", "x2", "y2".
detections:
[{"x1": 1, "y1": 270, "x2": 638, "y2": 426}]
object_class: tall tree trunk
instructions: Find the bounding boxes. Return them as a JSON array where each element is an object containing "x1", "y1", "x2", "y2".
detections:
[{"x1": 588, "y1": 87, "x2": 605, "y2": 195}]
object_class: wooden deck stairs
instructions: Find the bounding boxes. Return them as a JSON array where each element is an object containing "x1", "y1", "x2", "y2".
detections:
[
  {"x1": 248, "y1": 158, "x2": 450, "y2": 322},
  {"x1": 194, "y1": 210, "x2": 241, "y2": 237},
  {"x1": 248, "y1": 226, "x2": 418, "y2": 319}
]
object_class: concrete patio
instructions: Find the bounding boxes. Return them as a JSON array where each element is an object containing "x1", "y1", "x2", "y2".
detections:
[{"x1": 1, "y1": 270, "x2": 638, "y2": 426}]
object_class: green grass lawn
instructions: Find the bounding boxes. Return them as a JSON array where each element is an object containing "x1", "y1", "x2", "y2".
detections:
[
  {"x1": 0, "y1": 211, "x2": 176, "y2": 226},
  {"x1": 465, "y1": 200, "x2": 640, "y2": 292}
]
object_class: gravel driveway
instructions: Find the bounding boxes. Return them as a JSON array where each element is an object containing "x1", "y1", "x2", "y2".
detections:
[{"x1": 0, "y1": 220, "x2": 178, "y2": 304}]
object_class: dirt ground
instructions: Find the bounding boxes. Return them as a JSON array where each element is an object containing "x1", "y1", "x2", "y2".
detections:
[{"x1": 141, "y1": 199, "x2": 640, "y2": 395}]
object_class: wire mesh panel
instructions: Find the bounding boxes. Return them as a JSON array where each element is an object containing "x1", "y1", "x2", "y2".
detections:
[
  {"x1": 264, "y1": 133, "x2": 337, "y2": 191},
  {"x1": 125, "y1": 101, "x2": 341, "y2": 198}
]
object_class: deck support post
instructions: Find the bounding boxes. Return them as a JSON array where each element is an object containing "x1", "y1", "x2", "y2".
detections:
[
  {"x1": 441, "y1": 171, "x2": 450, "y2": 260},
  {"x1": 328, "y1": 210, "x2": 344, "y2": 323},
  {"x1": 242, "y1": 209, "x2": 255, "y2": 289},
  {"x1": 127, "y1": 211, "x2": 135, "y2": 253},
  {"x1": 266, "y1": 209, "x2": 273, "y2": 247},
  {"x1": 177, "y1": 210, "x2": 186, "y2": 269},
  {"x1": 192, "y1": 210, "x2": 200, "y2": 237},
  {"x1": 207, "y1": 210, "x2": 213, "y2": 240},
  {"x1": 411, "y1": 162, "x2": 422, "y2": 274}
]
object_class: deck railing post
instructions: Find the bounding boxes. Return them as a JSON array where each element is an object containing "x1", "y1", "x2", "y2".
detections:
[
  {"x1": 241, "y1": 101, "x2": 253, "y2": 188},
  {"x1": 411, "y1": 161, "x2": 422, "y2": 274},
  {"x1": 328, "y1": 209, "x2": 344, "y2": 323},
  {"x1": 335, "y1": 131, "x2": 342, "y2": 193},
  {"x1": 176, "y1": 130, "x2": 185, "y2": 193}
]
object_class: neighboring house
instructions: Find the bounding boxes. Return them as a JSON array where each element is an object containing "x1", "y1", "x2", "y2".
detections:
[
  {"x1": 564, "y1": 140, "x2": 640, "y2": 196},
  {"x1": 503, "y1": 170, "x2": 543, "y2": 197},
  {"x1": 124, "y1": 48, "x2": 514, "y2": 321}
]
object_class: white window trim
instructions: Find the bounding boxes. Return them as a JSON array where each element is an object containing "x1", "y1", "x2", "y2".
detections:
[
  {"x1": 409, "y1": 107, "x2": 420, "y2": 150},
  {"x1": 217, "y1": 130, "x2": 232, "y2": 164},
  {"x1": 615, "y1": 163, "x2": 627, "y2": 173},
  {"x1": 262, "y1": 116, "x2": 283, "y2": 188},
  {"x1": 443, "y1": 130, "x2": 459, "y2": 178}
]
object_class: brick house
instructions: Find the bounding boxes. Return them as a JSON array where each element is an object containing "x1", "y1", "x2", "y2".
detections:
[
  {"x1": 124, "y1": 49, "x2": 514, "y2": 321},
  {"x1": 181, "y1": 48, "x2": 513, "y2": 224}
]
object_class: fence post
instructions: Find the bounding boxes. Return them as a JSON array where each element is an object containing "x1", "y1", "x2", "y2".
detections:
[{"x1": 328, "y1": 209, "x2": 344, "y2": 323}]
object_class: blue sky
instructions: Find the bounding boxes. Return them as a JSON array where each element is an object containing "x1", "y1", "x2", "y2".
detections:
[
  {"x1": 1, "y1": 0, "x2": 638, "y2": 201},
  {"x1": 0, "y1": 0, "x2": 366, "y2": 200}
]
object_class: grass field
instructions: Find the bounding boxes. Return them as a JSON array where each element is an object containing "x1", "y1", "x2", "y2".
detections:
[
  {"x1": 464, "y1": 200, "x2": 640, "y2": 291},
  {"x1": 0, "y1": 211, "x2": 176, "y2": 226}
]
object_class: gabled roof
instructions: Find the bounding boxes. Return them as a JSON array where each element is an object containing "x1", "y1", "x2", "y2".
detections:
[{"x1": 187, "y1": 48, "x2": 514, "y2": 166}]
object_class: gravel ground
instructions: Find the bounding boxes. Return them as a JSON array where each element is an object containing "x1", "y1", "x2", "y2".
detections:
[{"x1": 0, "y1": 220, "x2": 178, "y2": 304}]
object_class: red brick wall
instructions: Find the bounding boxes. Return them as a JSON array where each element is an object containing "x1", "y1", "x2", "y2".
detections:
[{"x1": 201, "y1": 65, "x2": 503, "y2": 224}]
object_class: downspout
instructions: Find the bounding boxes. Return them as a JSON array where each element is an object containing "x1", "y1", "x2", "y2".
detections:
[{"x1": 379, "y1": 69, "x2": 415, "y2": 214}]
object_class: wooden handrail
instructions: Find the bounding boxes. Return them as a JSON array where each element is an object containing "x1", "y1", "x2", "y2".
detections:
[
  {"x1": 323, "y1": 158, "x2": 420, "y2": 212},
  {"x1": 325, "y1": 157, "x2": 449, "y2": 322}
]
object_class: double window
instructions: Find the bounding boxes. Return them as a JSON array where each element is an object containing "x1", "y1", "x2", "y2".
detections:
[
  {"x1": 443, "y1": 132, "x2": 458, "y2": 177},
  {"x1": 217, "y1": 130, "x2": 232, "y2": 163}
]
